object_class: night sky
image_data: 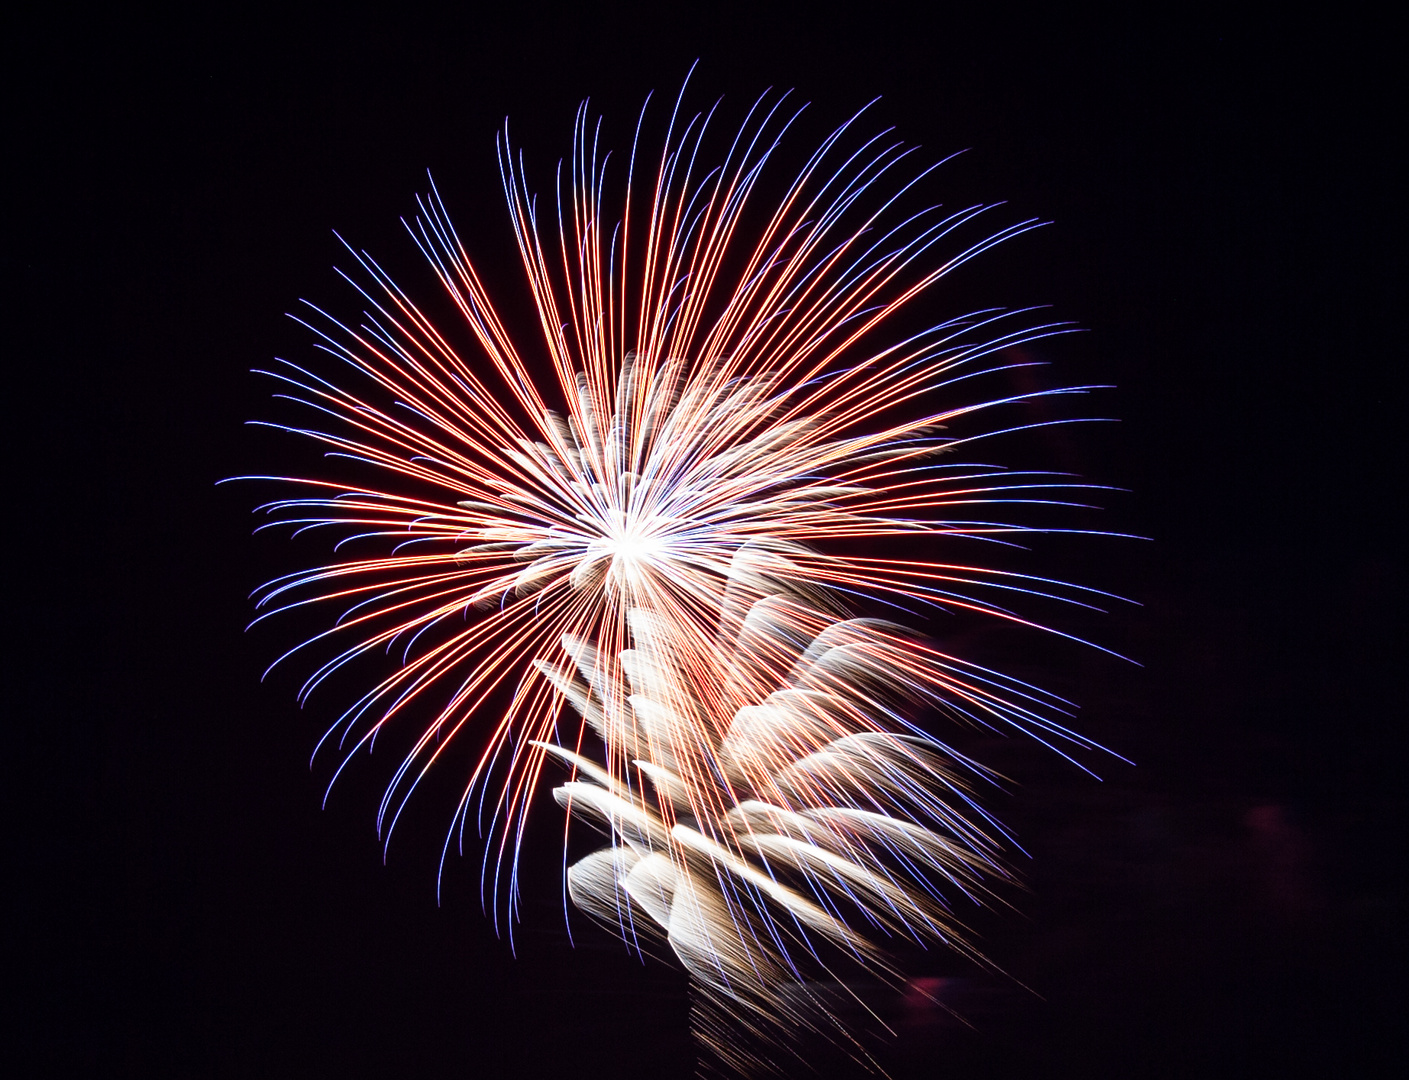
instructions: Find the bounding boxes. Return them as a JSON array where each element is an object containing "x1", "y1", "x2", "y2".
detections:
[{"x1": 9, "y1": 10, "x2": 1403, "y2": 1079}]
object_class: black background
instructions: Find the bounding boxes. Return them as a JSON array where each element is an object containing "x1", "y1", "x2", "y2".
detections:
[{"x1": 7, "y1": 7, "x2": 1403, "y2": 1079}]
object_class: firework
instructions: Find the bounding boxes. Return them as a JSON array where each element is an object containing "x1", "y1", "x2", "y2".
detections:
[
  {"x1": 239, "y1": 75, "x2": 1120, "y2": 1066},
  {"x1": 533, "y1": 545, "x2": 1090, "y2": 1072}
]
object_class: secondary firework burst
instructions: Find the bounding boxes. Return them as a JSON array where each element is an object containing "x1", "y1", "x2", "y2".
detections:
[
  {"x1": 532, "y1": 545, "x2": 1098, "y2": 1074},
  {"x1": 239, "y1": 74, "x2": 1122, "y2": 1064}
]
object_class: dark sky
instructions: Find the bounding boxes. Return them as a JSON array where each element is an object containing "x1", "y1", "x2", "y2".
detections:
[{"x1": 8, "y1": 9, "x2": 1403, "y2": 1079}]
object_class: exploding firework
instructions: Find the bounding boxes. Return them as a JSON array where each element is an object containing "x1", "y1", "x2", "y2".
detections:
[
  {"x1": 239, "y1": 74, "x2": 1122, "y2": 1071},
  {"x1": 533, "y1": 546, "x2": 1093, "y2": 1073}
]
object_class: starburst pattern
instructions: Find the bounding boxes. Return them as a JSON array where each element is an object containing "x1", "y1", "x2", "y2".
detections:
[{"x1": 239, "y1": 79, "x2": 1122, "y2": 1019}]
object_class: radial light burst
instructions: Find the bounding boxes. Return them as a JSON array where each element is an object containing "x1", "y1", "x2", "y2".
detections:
[{"x1": 239, "y1": 73, "x2": 1123, "y2": 1069}]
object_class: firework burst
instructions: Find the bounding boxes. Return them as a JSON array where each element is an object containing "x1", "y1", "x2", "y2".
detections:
[
  {"x1": 533, "y1": 545, "x2": 1098, "y2": 1073},
  {"x1": 239, "y1": 74, "x2": 1122, "y2": 1065}
]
